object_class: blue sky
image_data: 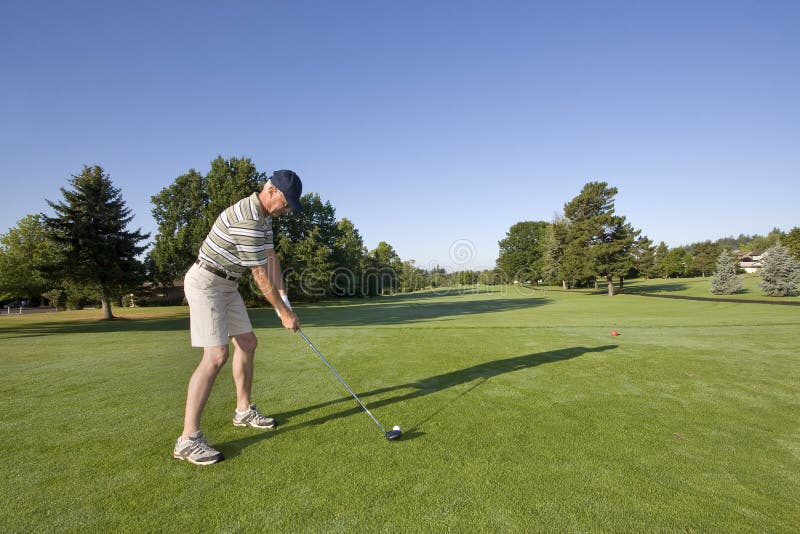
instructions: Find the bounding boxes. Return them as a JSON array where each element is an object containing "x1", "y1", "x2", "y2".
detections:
[{"x1": 1, "y1": 1, "x2": 798, "y2": 270}]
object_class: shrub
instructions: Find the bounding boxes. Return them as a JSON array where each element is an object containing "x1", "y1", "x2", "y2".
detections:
[
  {"x1": 710, "y1": 249, "x2": 743, "y2": 295},
  {"x1": 759, "y1": 245, "x2": 800, "y2": 296}
]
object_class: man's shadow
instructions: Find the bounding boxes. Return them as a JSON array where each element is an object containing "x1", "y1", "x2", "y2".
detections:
[{"x1": 217, "y1": 344, "x2": 617, "y2": 457}]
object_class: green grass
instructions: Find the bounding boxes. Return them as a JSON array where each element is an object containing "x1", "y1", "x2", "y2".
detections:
[
  {"x1": 620, "y1": 273, "x2": 800, "y2": 302},
  {"x1": 1, "y1": 286, "x2": 799, "y2": 532}
]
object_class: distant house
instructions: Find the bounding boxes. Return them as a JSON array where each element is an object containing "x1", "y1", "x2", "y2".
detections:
[{"x1": 737, "y1": 251, "x2": 766, "y2": 273}]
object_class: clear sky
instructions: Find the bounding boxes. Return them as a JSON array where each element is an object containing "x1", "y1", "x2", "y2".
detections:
[{"x1": 1, "y1": 1, "x2": 798, "y2": 270}]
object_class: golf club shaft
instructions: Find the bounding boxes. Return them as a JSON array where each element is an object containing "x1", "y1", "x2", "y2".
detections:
[{"x1": 298, "y1": 329, "x2": 387, "y2": 434}]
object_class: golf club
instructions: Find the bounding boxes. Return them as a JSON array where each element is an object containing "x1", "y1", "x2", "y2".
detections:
[{"x1": 298, "y1": 329, "x2": 402, "y2": 441}]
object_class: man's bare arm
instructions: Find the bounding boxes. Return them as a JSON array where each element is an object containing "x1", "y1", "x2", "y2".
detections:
[{"x1": 251, "y1": 264, "x2": 299, "y2": 331}]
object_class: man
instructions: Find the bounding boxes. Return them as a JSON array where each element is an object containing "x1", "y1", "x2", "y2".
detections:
[{"x1": 173, "y1": 170, "x2": 302, "y2": 465}]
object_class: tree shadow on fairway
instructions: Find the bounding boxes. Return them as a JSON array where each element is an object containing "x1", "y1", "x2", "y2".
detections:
[
  {"x1": 216, "y1": 344, "x2": 617, "y2": 458},
  {"x1": 0, "y1": 314, "x2": 189, "y2": 340},
  {"x1": 251, "y1": 294, "x2": 549, "y2": 329},
  {"x1": 622, "y1": 281, "x2": 690, "y2": 294}
]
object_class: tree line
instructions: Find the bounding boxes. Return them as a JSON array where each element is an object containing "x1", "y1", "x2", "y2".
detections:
[
  {"x1": 0, "y1": 158, "x2": 471, "y2": 315},
  {"x1": 495, "y1": 182, "x2": 800, "y2": 295},
  {"x1": 3, "y1": 162, "x2": 799, "y2": 314},
  {"x1": 144, "y1": 156, "x2": 473, "y2": 303}
]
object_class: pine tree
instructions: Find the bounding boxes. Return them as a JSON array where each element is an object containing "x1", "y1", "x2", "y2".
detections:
[
  {"x1": 653, "y1": 241, "x2": 669, "y2": 278},
  {"x1": 540, "y1": 221, "x2": 562, "y2": 285},
  {"x1": 759, "y1": 245, "x2": 800, "y2": 296},
  {"x1": 44, "y1": 165, "x2": 149, "y2": 319},
  {"x1": 710, "y1": 249, "x2": 743, "y2": 295},
  {"x1": 562, "y1": 182, "x2": 640, "y2": 295},
  {"x1": 691, "y1": 241, "x2": 722, "y2": 277},
  {"x1": 631, "y1": 235, "x2": 655, "y2": 279},
  {"x1": 331, "y1": 218, "x2": 366, "y2": 296}
]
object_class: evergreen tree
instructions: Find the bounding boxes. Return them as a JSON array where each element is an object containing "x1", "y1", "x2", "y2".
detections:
[
  {"x1": 759, "y1": 245, "x2": 800, "y2": 296},
  {"x1": 561, "y1": 183, "x2": 614, "y2": 287},
  {"x1": 653, "y1": 241, "x2": 669, "y2": 278},
  {"x1": 44, "y1": 166, "x2": 149, "y2": 319},
  {"x1": 682, "y1": 249, "x2": 700, "y2": 277},
  {"x1": 691, "y1": 241, "x2": 721, "y2": 277},
  {"x1": 710, "y1": 249, "x2": 743, "y2": 295},
  {"x1": 593, "y1": 216, "x2": 639, "y2": 295},
  {"x1": 540, "y1": 219, "x2": 563, "y2": 285},
  {"x1": 631, "y1": 235, "x2": 655, "y2": 279},
  {"x1": 330, "y1": 218, "x2": 366, "y2": 296},
  {"x1": 562, "y1": 181, "x2": 641, "y2": 294}
]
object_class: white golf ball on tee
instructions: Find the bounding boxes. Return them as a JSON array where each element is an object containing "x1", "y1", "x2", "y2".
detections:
[{"x1": 392, "y1": 425, "x2": 401, "y2": 431}]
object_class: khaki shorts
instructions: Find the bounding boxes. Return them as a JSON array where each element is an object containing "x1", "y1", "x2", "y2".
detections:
[{"x1": 184, "y1": 263, "x2": 252, "y2": 347}]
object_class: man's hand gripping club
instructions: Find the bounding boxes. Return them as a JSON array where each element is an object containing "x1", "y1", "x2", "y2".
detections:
[{"x1": 251, "y1": 264, "x2": 299, "y2": 332}]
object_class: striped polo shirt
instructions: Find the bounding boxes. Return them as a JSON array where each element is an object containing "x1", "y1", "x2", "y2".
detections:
[{"x1": 198, "y1": 193, "x2": 273, "y2": 276}]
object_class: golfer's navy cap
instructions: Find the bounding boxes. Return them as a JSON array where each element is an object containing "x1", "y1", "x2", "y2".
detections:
[{"x1": 270, "y1": 170, "x2": 303, "y2": 212}]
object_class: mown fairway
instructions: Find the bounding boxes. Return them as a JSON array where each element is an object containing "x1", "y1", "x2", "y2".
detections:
[{"x1": 1, "y1": 282, "x2": 799, "y2": 532}]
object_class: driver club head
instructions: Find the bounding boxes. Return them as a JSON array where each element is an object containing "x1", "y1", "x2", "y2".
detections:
[{"x1": 385, "y1": 427, "x2": 402, "y2": 441}]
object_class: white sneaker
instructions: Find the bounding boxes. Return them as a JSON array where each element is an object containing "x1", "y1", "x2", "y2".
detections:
[
  {"x1": 233, "y1": 404, "x2": 277, "y2": 429},
  {"x1": 173, "y1": 430, "x2": 224, "y2": 465}
]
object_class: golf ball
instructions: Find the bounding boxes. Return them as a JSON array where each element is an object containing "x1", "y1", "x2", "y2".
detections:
[{"x1": 392, "y1": 425, "x2": 401, "y2": 431}]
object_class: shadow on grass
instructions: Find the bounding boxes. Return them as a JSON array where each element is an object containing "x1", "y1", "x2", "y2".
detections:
[
  {"x1": 217, "y1": 344, "x2": 617, "y2": 457},
  {"x1": 527, "y1": 282, "x2": 693, "y2": 296},
  {"x1": 253, "y1": 295, "x2": 549, "y2": 328},
  {"x1": 616, "y1": 282, "x2": 690, "y2": 293},
  {"x1": 1, "y1": 293, "x2": 547, "y2": 339},
  {"x1": 627, "y1": 292, "x2": 800, "y2": 306},
  {"x1": 0, "y1": 314, "x2": 190, "y2": 340}
]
